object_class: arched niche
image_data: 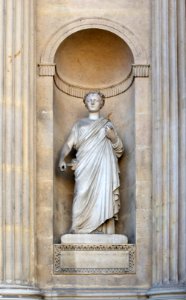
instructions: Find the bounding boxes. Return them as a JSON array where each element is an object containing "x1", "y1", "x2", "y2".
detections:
[
  {"x1": 38, "y1": 18, "x2": 150, "y2": 248},
  {"x1": 53, "y1": 28, "x2": 136, "y2": 243},
  {"x1": 40, "y1": 17, "x2": 148, "y2": 67}
]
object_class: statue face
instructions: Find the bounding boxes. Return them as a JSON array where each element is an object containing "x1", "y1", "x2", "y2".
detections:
[{"x1": 85, "y1": 93, "x2": 103, "y2": 112}]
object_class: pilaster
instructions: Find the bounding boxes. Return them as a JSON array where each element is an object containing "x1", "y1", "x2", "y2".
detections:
[
  {"x1": 149, "y1": 0, "x2": 186, "y2": 298},
  {"x1": 0, "y1": 0, "x2": 40, "y2": 298}
]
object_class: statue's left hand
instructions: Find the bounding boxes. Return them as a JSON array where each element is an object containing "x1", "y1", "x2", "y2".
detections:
[{"x1": 105, "y1": 124, "x2": 117, "y2": 144}]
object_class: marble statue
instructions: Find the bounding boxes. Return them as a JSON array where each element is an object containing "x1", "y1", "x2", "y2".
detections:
[{"x1": 58, "y1": 92, "x2": 123, "y2": 234}]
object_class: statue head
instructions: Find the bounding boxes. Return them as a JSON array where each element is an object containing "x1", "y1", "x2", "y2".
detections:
[{"x1": 83, "y1": 92, "x2": 105, "y2": 112}]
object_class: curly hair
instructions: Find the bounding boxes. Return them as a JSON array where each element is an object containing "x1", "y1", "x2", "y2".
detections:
[{"x1": 83, "y1": 91, "x2": 105, "y2": 108}]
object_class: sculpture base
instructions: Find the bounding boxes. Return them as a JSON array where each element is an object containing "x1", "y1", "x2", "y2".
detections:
[
  {"x1": 61, "y1": 233, "x2": 128, "y2": 244},
  {"x1": 54, "y1": 234, "x2": 135, "y2": 274}
]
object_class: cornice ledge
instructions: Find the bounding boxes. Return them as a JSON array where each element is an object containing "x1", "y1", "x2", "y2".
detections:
[
  {"x1": 132, "y1": 64, "x2": 150, "y2": 77},
  {"x1": 38, "y1": 63, "x2": 56, "y2": 76},
  {"x1": 147, "y1": 283, "x2": 186, "y2": 297},
  {"x1": 0, "y1": 286, "x2": 42, "y2": 298}
]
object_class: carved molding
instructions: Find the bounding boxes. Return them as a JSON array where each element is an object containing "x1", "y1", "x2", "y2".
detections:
[
  {"x1": 132, "y1": 64, "x2": 150, "y2": 77},
  {"x1": 38, "y1": 64, "x2": 150, "y2": 97},
  {"x1": 42, "y1": 287, "x2": 186, "y2": 299},
  {"x1": 39, "y1": 64, "x2": 56, "y2": 76},
  {"x1": 54, "y1": 68, "x2": 134, "y2": 98},
  {"x1": 41, "y1": 64, "x2": 149, "y2": 98},
  {"x1": 40, "y1": 18, "x2": 149, "y2": 66},
  {"x1": 54, "y1": 244, "x2": 136, "y2": 274}
]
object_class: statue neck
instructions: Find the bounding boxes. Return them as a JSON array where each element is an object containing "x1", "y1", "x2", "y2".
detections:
[{"x1": 89, "y1": 112, "x2": 100, "y2": 120}]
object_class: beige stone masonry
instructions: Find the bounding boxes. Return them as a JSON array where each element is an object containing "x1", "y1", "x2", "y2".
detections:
[{"x1": 0, "y1": 0, "x2": 40, "y2": 297}]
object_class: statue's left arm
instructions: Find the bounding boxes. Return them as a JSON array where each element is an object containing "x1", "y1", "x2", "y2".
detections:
[
  {"x1": 111, "y1": 135, "x2": 123, "y2": 158},
  {"x1": 105, "y1": 122, "x2": 123, "y2": 158}
]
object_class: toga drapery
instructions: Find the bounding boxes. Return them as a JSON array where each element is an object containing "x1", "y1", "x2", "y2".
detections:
[{"x1": 66, "y1": 117, "x2": 123, "y2": 233}]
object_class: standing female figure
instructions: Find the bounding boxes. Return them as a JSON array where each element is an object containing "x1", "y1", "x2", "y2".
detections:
[{"x1": 59, "y1": 92, "x2": 123, "y2": 234}]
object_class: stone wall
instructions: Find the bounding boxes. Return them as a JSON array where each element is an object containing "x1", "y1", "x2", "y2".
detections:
[{"x1": 0, "y1": 0, "x2": 185, "y2": 299}]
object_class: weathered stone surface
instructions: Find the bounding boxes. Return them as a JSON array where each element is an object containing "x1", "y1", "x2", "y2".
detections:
[
  {"x1": 61, "y1": 250, "x2": 129, "y2": 269},
  {"x1": 0, "y1": 0, "x2": 185, "y2": 299},
  {"x1": 0, "y1": 0, "x2": 38, "y2": 292}
]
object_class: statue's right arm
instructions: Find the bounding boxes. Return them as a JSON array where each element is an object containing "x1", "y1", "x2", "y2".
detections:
[
  {"x1": 58, "y1": 129, "x2": 75, "y2": 172},
  {"x1": 58, "y1": 144, "x2": 70, "y2": 171}
]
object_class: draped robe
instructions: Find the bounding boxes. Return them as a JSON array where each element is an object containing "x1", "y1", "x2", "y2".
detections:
[{"x1": 66, "y1": 117, "x2": 123, "y2": 233}]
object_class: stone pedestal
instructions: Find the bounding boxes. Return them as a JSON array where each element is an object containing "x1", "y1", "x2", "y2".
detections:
[{"x1": 54, "y1": 234, "x2": 135, "y2": 275}]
